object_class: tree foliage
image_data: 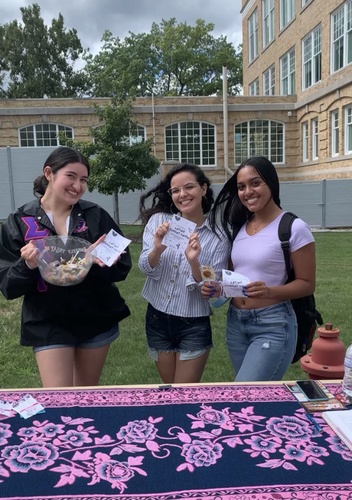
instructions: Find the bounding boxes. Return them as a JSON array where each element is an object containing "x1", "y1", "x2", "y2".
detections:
[
  {"x1": 0, "y1": 3, "x2": 88, "y2": 98},
  {"x1": 84, "y1": 18, "x2": 242, "y2": 98},
  {"x1": 62, "y1": 99, "x2": 160, "y2": 223}
]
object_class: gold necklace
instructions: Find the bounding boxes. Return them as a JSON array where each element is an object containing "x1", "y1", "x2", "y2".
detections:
[
  {"x1": 249, "y1": 211, "x2": 283, "y2": 235},
  {"x1": 249, "y1": 219, "x2": 264, "y2": 235}
]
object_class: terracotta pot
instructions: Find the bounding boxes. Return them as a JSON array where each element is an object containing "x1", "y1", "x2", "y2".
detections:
[{"x1": 300, "y1": 323, "x2": 345, "y2": 379}]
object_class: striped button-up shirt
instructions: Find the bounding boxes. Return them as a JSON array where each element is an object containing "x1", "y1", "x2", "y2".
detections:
[{"x1": 138, "y1": 212, "x2": 231, "y2": 317}]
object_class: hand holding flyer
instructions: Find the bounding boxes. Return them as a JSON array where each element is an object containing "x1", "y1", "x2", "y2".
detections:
[
  {"x1": 162, "y1": 215, "x2": 197, "y2": 253},
  {"x1": 221, "y1": 269, "x2": 250, "y2": 297},
  {"x1": 91, "y1": 229, "x2": 131, "y2": 267}
]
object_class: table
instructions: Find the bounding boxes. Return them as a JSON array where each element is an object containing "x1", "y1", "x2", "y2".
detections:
[{"x1": 0, "y1": 382, "x2": 351, "y2": 499}]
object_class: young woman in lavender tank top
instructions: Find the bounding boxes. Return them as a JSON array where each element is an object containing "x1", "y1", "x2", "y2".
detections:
[{"x1": 202, "y1": 156, "x2": 316, "y2": 381}]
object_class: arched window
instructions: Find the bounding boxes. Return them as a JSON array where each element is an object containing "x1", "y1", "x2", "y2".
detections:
[
  {"x1": 234, "y1": 120, "x2": 284, "y2": 164},
  {"x1": 165, "y1": 121, "x2": 216, "y2": 167},
  {"x1": 19, "y1": 124, "x2": 73, "y2": 147}
]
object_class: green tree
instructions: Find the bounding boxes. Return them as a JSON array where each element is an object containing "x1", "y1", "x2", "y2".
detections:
[
  {"x1": 63, "y1": 99, "x2": 160, "y2": 224},
  {"x1": 0, "y1": 3, "x2": 88, "y2": 98},
  {"x1": 84, "y1": 18, "x2": 242, "y2": 98}
]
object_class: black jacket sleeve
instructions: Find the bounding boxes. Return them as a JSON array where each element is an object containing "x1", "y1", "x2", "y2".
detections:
[{"x1": 0, "y1": 215, "x2": 40, "y2": 300}]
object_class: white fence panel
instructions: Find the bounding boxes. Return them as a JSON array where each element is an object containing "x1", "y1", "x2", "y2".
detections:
[{"x1": 1, "y1": 147, "x2": 352, "y2": 228}]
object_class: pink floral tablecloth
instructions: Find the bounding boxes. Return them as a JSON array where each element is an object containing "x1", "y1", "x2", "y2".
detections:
[{"x1": 0, "y1": 383, "x2": 351, "y2": 499}]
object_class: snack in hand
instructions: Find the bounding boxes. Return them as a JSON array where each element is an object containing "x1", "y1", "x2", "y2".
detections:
[{"x1": 200, "y1": 265, "x2": 216, "y2": 281}]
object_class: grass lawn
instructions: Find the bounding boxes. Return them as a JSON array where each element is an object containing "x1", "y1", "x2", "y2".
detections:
[{"x1": 0, "y1": 230, "x2": 351, "y2": 388}]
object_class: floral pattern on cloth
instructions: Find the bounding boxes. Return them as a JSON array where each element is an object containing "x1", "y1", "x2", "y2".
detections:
[{"x1": 0, "y1": 384, "x2": 351, "y2": 500}]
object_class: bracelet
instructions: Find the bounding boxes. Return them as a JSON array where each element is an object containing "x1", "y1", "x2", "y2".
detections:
[{"x1": 25, "y1": 261, "x2": 35, "y2": 270}]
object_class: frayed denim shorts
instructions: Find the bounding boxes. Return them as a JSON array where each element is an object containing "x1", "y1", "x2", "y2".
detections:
[
  {"x1": 33, "y1": 325, "x2": 119, "y2": 353},
  {"x1": 146, "y1": 303, "x2": 212, "y2": 361}
]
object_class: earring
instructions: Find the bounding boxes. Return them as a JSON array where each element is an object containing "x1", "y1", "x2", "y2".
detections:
[{"x1": 170, "y1": 203, "x2": 179, "y2": 215}]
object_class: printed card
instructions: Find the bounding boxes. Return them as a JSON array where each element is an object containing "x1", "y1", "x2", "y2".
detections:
[
  {"x1": 0, "y1": 399, "x2": 15, "y2": 418},
  {"x1": 221, "y1": 269, "x2": 250, "y2": 297},
  {"x1": 162, "y1": 215, "x2": 197, "y2": 253},
  {"x1": 91, "y1": 229, "x2": 131, "y2": 267},
  {"x1": 12, "y1": 394, "x2": 45, "y2": 419}
]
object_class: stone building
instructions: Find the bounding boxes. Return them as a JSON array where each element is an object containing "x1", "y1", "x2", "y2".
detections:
[
  {"x1": 0, "y1": 0, "x2": 351, "y2": 182},
  {"x1": 241, "y1": 0, "x2": 352, "y2": 179}
]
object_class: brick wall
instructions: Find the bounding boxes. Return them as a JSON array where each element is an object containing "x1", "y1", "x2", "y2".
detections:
[{"x1": 0, "y1": 91, "x2": 351, "y2": 181}]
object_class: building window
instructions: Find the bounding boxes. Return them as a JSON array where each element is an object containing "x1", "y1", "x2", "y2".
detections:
[
  {"x1": 345, "y1": 105, "x2": 352, "y2": 154},
  {"x1": 331, "y1": 110, "x2": 339, "y2": 156},
  {"x1": 302, "y1": 122, "x2": 309, "y2": 162},
  {"x1": 263, "y1": 65, "x2": 275, "y2": 95},
  {"x1": 302, "y1": 0, "x2": 310, "y2": 6},
  {"x1": 93, "y1": 124, "x2": 145, "y2": 146},
  {"x1": 165, "y1": 121, "x2": 216, "y2": 166},
  {"x1": 263, "y1": 0, "x2": 275, "y2": 48},
  {"x1": 234, "y1": 120, "x2": 284, "y2": 165},
  {"x1": 128, "y1": 125, "x2": 146, "y2": 145},
  {"x1": 19, "y1": 124, "x2": 73, "y2": 147},
  {"x1": 248, "y1": 8, "x2": 258, "y2": 62},
  {"x1": 249, "y1": 78, "x2": 259, "y2": 95},
  {"x1": 331, "y1": 0, "x2": 352, "y2": 72},
  {"x1": 280, "y1": 0, "x2": 295, "y2": 30},
  {"x1": 280, "y1": 48, "x2": 295, "y2": 95},
  {"x1": 312, "y1": 118, "x2": 319, "y2": 160},
  {"x1": 302, "y1": 26, "x2": 322, "y2": 90}
]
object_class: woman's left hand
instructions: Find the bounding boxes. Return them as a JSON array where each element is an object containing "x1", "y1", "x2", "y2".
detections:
[
  {"x1": 185, "y1": 232, "x2": 201, "y2": 261},
  {"x1": 89, "y1": 234, "x2": 124, "y2": 268},
  {"x1": 201, "y1": 281, "x2": 221, "y2": 299},
  {"x1": 244, "y1": 281, "x2": 272, "y2": 299}
]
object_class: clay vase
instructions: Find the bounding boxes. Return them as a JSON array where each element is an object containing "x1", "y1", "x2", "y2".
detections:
[{"x1": 300, "y1": 323, "x2": 345, "y2": 379}]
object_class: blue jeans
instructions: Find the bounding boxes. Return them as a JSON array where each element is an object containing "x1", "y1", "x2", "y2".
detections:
[{"x1": 226, "y1": 301, "x2": 297, "y2": 382}]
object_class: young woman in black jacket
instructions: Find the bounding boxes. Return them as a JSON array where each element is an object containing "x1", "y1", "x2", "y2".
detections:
[{"x1": 0, "y1": 146, "x2": 132, "y2": 387}]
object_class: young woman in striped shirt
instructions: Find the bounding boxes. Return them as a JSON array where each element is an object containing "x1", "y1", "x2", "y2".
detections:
[{"x1": 138, "y1": 163, "x2": 230, "y2": 384}]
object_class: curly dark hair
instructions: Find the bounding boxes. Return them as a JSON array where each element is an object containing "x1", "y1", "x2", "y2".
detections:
[{"x1": 139, "y1": 163, "x2": 214, "y2": 224}]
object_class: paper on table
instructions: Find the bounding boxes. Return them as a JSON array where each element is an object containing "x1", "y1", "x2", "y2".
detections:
[
  {"x1": 91, "y1": 229, "x2": 131, "y2": 267},
  {"x1": 221, "y1": 269, "x2": 250, "y2": 297},
  {"x1": 12, "y1": 394, "x2": 45, "y2": 419},
  {"x1": 322, "y1": 409, "x2": 352, "y2": 451},
  {"x1": 162, "y1": 215, "x2": 196, "y2": 253},
  {"x1": 0, "y1": 399, "x2": 15, "y2": 417}
]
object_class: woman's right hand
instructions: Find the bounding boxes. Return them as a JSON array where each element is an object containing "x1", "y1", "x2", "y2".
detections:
[
  {"x1": 201, "y1": 281, "x2": 221, "y2": 299},
  {"x1": 153, "y1": 222, "x2": 169, "y2": 252},
  {"x1": 20, "y1": 241, "x2": 38, "y2": 269}
]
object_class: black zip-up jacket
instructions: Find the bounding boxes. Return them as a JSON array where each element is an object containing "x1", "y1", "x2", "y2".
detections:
[{"x1": 0, "y1": 199, "x2": 132, "y2": 347}]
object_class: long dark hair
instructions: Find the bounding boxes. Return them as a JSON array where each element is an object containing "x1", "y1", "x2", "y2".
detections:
[
  {"x1": 139, "y1": 163, "x2": 214, "y2": 224},
  {"x1": 209, "y1": 156, "x2": 281, "y2": 241},
  {"x1": 33, "y1": 146, "x2": 90, "y2": 197}
]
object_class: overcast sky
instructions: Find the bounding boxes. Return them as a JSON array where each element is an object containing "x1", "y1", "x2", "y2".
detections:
[{"x1": 0, "y1": 0, "x2": 243, "y2": 57}]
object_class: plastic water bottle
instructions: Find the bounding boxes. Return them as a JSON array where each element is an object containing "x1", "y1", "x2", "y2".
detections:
[{"x1": 342, "y1": 344, "x2": 352, "y2": 397}]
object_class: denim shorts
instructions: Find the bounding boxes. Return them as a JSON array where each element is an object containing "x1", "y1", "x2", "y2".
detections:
[
  {"x1": 33, "y1": 325, "x2": 119, "y2": 353},
  {"x1": 146, "y1": 303, "x2": 213, "y2": 361}
]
